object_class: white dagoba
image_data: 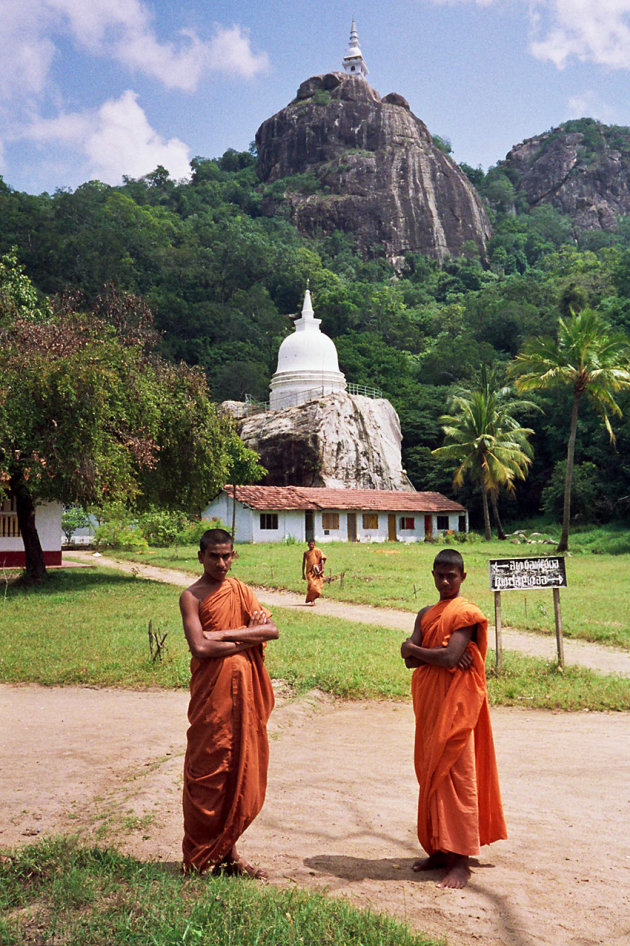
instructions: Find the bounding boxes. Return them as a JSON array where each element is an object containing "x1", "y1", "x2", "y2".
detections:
[
  {"x1": 342, "y1": 20, "x2": 368, "y2": 78},
  {"x1": 269, "y1": 289, "x2": 347, "y2": 410}
]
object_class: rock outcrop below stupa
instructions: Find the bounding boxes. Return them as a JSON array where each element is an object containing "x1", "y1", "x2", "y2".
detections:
[
  {"x1": 255, "y1": 72, "x2": 491, "y2": 265},
  {"x1": 233, "y1": 391, "x2": 414, "y2": 491}
]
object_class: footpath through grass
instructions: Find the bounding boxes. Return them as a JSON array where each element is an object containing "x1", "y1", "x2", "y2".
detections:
[
  {"x1": 0, "y1": 837, "x2": 441, "y2": 946},
  {"x1": 107, "y1": 535, "x2": 630, "y2": 650},
  {"x1": 1, "y1": 569, "x2": 628, "y2": 711}
]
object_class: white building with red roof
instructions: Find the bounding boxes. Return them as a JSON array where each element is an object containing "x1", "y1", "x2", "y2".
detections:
[{"x1": 204, "y1": 485, "x2": 467, "y2": 544}]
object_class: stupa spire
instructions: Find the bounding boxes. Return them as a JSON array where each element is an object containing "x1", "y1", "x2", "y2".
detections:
[{"x1": 342, "y1": 19, "x2": 368, "y2": 79}]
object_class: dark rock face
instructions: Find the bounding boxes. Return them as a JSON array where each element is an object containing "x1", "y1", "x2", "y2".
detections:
[
  {"x1": 502, "y1": 120, "x2": 630, "y2": 232},
  {"x1": 234, "y1": 391, "x2": 414, "y2": 491},
  {"x1": 255, "y1": 73, "x2": 491, "y2": 264}
]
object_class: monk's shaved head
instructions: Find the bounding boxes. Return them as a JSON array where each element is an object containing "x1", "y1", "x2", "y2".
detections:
[
  {"x1": 433, "y1": 549, "x2": 465, "y2": 575},
  {"x1": 200, "y1": 528, "x2": 233, "y2": 552}
]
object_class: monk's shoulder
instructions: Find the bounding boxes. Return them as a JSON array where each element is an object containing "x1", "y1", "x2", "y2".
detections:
[{"x1": 449, "y1": 596, "x2": 486, "y2": 627}]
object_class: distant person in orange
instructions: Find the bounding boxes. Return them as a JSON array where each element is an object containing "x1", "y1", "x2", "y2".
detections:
[
  {"x1": 401, "y1": 548, "x2": 507, "y2": 889},
  {"x1": 179, "y1": 528, "x2": 278, "y2": 877},
  {"x1": 302, "y1": 539, "x2": 327, "y2": 605}
]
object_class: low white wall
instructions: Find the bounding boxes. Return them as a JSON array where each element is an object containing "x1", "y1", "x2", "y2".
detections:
[{"x1": 0, "y1": 501, "x2": 62, "y2": 553}]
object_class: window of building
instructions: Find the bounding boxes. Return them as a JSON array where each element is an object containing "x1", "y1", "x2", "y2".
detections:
[
  {"x1": 322, "y1": 512, "x2": 340, "y2": 531},
  {"x1": 399, "y1": 517, "x2": 415, "y2": 530},
  {"x1": 260, "y1": 513, "x2": 278, "y2": 530},
  {"x1": 0, "y1": 497, "x2": 20, "y2": 538},
  {"x1": 437, "y1": 515, "x2": 449, "y2": 531},
  {"x1": 362, "y1": 513, "x2": 378, "y2": 530}
]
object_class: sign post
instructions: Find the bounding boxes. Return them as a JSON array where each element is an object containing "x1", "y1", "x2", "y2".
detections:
[{"x1": 488, "y1": 557, "x2": 567, "y2": 670}]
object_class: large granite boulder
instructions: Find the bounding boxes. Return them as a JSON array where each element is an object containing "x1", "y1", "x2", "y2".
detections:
[
  {"x1": 255, "y1": 73, "x2": 491, "y2": 265},
  {"x1": 501, "y1": 119, "x2": 630, "y2": 232},
  {"x1": 233, "y1": 391, "x2": 414, "y2": 491}
]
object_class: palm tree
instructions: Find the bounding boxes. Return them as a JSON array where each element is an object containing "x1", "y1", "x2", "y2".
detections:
[
  {"x1": 433, "y1": 369, "x2": 536, "y2": 540},
  {"x1": 509, "y1": 308, "x2": 630, "y2": 552}
]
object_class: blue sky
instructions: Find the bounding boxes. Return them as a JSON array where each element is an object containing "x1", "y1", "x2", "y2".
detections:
[{"x1": 3, "y1": 0, "x2": 630, "y2": 194}]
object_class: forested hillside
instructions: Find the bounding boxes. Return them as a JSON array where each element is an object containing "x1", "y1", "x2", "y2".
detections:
[{"x1": 2, "y1": 141, "x2": 630, "y2": 529}]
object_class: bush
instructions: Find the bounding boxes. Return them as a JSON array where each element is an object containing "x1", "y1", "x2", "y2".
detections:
[
  {"x1": 138, "y1": 508, "x2": 187, "y2": 547},
  {"x1": 61, "y1": 506, "x2": 89, "y2": 543},
  {"x1": 93, "y1": 521, "x2": 149, "y2": 552},
  {"x1": 176, "y1": 517, "x2": 229, "y2": 546}
]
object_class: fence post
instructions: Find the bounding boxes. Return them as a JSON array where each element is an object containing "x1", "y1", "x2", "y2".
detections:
[{"x1": 494, "y1": 590, "x2": 503, "y2": 672}]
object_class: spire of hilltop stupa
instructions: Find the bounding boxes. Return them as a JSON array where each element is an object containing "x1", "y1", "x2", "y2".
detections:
[{"x1": 342, "y1": 19, "x2": 368, "y2": 79}]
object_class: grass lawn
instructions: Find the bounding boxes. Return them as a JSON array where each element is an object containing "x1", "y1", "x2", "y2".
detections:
[
  {"x1": 105, "y1": 533, "x2": 630, "y2": 650},
  {"x1": 0, "y1": 837, "x2": 441, "y2": 946},
  {"x1": 1, "y1": 569, "x2": 628, "y2": 711}
]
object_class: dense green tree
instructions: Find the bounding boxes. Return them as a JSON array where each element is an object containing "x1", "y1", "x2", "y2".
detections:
[
  {"x1": 510, "y1": 308, "x2": 630, "y2": 551},
  {"x1": 433, "y1": 369, "x2": 536, "y2": 539},
  {"x1": 0, "y1": 276, "x2": 255, "y2": 580}
]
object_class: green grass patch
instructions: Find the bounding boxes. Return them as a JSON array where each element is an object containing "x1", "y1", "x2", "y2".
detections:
[
  {"x1": 1, "y1": 570, "x2": 629, "y2": 710},
  {"x1": 0, "y1": 836, "x2": 441, "y2": 946},
  {"x1": 106, "y1": 534, "x2": 630, "y2": 650}
]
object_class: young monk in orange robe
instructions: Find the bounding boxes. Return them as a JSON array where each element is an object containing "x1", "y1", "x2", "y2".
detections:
[
  {"x1": 179, "y1": 528, "x2": 278, "y2": 877},
  {"x1": 401, "y1": 548, "x2": 507, "y2": 889},
  {"x1": 302, "y1": 539, "x2": 327, "y2": 605}
]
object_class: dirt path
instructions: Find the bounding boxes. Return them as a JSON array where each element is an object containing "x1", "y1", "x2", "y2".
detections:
[
  {"x1": 69, "y1": 551, "x2": 630, "y2": 677},
  {"x1": 2, "y1": 683, "x2": 629, "y2": 946}
]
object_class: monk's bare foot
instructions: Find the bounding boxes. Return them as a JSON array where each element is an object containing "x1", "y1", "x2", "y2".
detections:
[
  {"x1": 219, "y1": 848, "x2": 268, "y2": 880},
  {"x1": 437, "y1": 854, "x2": 470, "y2": 889},
  {"x1": 412, "y1": 851, "x2": 448, "y2": 872}
]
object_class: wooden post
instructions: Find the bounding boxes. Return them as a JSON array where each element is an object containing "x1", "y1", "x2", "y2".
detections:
[
  {"x1": 553, "y1": 587, "x2": 565, "y2": 669},
  {"x1": 494, "y1": 590, "x2": 503, "y2": 672}
]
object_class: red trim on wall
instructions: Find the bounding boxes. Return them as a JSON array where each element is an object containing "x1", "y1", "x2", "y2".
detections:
[{"x1": 0, "y1": 551, "x2": 62, "y2": 567}]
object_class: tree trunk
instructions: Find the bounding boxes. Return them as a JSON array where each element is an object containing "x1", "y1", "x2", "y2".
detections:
[
  {"x1": 490, "y1": 491, "x2": 507, "y2": 540},
  {"x1": 10, "y1": 472, "x2": 47, "y2": 581},
  {"x1": 481, "y1": 484, "x2": 492, "y2": 540},
  {"x1": 558, "y1": 389, "x2": 582, "y2": 553}
]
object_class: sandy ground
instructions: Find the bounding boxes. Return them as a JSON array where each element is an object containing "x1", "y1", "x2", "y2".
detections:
[
  {"x1": 1, "y1": 684, "x2": 629, "y2": 946},
  {"x1": 3, "y1": 555, "x2": 629, "y2": 945}
]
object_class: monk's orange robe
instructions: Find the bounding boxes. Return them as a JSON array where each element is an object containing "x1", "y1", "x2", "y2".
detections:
[
  {"x1": 182, "y1": 577, "x2": 275, "y2": 872},
  {"x1": 411, "y1": 596, "x2": 507, "y2": 857},
  {"x1": 304, "y1": 547, "x2": 325, "y2": 603}
]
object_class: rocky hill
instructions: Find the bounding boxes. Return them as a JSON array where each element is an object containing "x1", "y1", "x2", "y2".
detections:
[
  {"x1": 231, "y1": 392, "x2": 414, "y2": 492},
  {"x1": 255, "y1": 73, "x2": 491, "y2": 266},
  {"x1": 500, "y1": 118, "x2": 630, "y2": 232}
]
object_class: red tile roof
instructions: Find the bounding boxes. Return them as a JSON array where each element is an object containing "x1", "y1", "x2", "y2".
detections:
[{"x1": 223, "y1": 485, "x2": 465, "y2": 513}]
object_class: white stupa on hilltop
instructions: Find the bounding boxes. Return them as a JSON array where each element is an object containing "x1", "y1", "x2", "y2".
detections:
[
  {"x1": 342, "y1": 20, "x2": 368, "y2": 78},
  {"x1": 269, "y1": 289, "x2": 347, "y2": 410}
]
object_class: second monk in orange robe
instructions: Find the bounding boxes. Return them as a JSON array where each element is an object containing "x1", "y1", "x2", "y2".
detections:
[
  {"x1": 401, "y1": 548, "x2": 506, "y2": 889},
  {"x1": 179, "y1": 528, "x2": 278, "y2": 877},
  {"x1": 302, "y1": 539, "x2": 327, "y2": 604}
]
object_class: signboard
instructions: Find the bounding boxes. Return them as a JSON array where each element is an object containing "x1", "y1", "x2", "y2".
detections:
[{"x1": 488, "y1": 557, "x2": 567, "y2": 592}]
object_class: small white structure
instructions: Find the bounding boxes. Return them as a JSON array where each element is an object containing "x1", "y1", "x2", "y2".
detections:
[
  {"x1": 269, "y1": 289, "x2": 347, "y2": 410},
  {"x1": 0, "y1": 497, "x2": 62, "y2": 567},
  {"x1": 204, "y1": 486, "x2": 467, "y2": 544},
  {"x1": 342, "y1": 20, "x2": 369, "y2": 79}
]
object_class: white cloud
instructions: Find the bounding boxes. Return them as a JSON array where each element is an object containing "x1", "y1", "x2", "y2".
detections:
[
  {"x1": 567, "y1": 90, "x2": 619, "y2": 123},
  {"x1": 529, "y1": 1, "x2": 630, "y2": 70},
  {"x1": 24, "y1": 91, "x2": 191, "y2": 184},
  {"x1": 0, "y1": 0, "x2": 270, "y2": 102},
  {"x1": 426, "y1": 0, "x2": 630, "y2": 70}
]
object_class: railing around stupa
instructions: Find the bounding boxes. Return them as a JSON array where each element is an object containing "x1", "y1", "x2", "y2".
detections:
[{"x1": 239, "y1": 383, "x2": 383, "y2": 416}]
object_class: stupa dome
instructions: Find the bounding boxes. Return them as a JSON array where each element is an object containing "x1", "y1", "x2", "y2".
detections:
[{"x1": 269, "y1": 289, "x2": 346, "y2": 410}]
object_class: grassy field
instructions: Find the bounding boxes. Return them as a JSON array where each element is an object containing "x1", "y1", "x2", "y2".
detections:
[
  {"x1": 105, "y1": 531, "x2": 630, "y2": 650},
  {"x1": 1, "y1": 568, "x2": 628, "y2": 711},
  {"x1": 0, "y1": 837, "x2": 441, "y2": 946}
]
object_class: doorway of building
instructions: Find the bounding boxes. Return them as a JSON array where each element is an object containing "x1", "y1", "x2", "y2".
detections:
[
  {"x1": 305, "y1": 511, "x2": 314, "y2": 541},
  {"x1": 424, "y1": 514, "x2": 433, "y2": 540},
  {"x1": 387, "y1": 514, "x2": 397, "y2": 542},
  {"x1": 347, "y1": 512, "x2": 357, "y2": 542}
]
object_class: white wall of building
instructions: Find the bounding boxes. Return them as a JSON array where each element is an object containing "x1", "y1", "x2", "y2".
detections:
[
  {"x1": 202, "y1": 495, "x2": 467, "y2": 544},
  {"x1": 0, "y1": 501, "x2": 62, "y2": 553}
]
